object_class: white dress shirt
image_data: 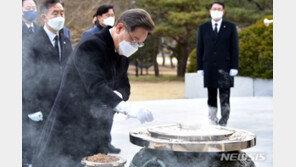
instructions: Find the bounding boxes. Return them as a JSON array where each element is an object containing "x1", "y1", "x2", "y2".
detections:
[
  {"x1": 211, "y1": 19, "x2": 223, "y2": 32},
  {"x1": 25, "y1": 22, "x2": 35, "y2": 33},
  {"x1": 25, "y1": 22, "x2": 34, "y2": 29},
  {"x1": 43, "y1": 26, "x2": 61, "y2": 61}
]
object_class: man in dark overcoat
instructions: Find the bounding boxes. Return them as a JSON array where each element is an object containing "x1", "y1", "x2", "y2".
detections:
[
  {"x1": 33, "y1": 9, "x2": 155, "y2": 167},
  {"x1": 197, "y1": 1, "x2": 239, "y2": 126}
]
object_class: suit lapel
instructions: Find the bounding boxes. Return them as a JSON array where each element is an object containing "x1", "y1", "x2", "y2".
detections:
[
  {"x1": 33, "y1": 22, "x2": 39, "y2": 32},
  {"x1": 22, "y1": 21, "x2": 39, "y2": 34},
  {"x1": 40, "y1": 28, "x2": 55, "y2": 50},
  {"x1": 216, "y1": 20, "x2": 227, "y2": 42},
  {"x1": 40, "y1": 28, "x2": 60, "y2": 62},
  {"x1": 60, "y1": 35, "x2": 67, "y2": 64},
  {"x1": 205, "y1": 21, "x2": 215, "y2": 40},
  {"x1": 22, "y1": 21, "x2": 29, "y2": 34}
]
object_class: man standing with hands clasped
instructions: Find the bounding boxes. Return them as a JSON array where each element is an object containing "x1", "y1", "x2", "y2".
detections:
[{"x1": 196, "y1": 1, "x2": 239, "y2": 126}]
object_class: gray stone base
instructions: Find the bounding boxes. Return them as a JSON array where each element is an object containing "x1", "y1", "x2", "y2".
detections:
[{"x1": 185, "y1": 73, "x2": 273, "y2": 98}]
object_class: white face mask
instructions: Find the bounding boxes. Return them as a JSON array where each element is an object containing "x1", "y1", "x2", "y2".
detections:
[
  {"x1": 119, "y1": 40, "x2": 138, "y2": 58},
  {"x1": 103, "y1": 17, "x2": 115, "y2": 26},
  {"x1": 210, "y1": 10, "x2": 223, "y2": 21},
  {"x1": 47, "y1": 17, "x2": 65, "y2": 31}
]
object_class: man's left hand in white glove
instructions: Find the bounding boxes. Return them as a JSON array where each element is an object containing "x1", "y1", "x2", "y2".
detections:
[{"x1": 229, "y1": 69, "x2": 238, "y2": 76}]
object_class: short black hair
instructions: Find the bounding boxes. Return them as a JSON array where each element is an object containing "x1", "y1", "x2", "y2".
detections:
[
  {"x1": 211, "y1": 1, "x2": 225, "y2": 9},
  {"x1": 115, "y1": 9, "x2": 155, "y2": 33},
  {"x1": 41, "y1": 0, "x2": 63, "y2": 13},
  {"x1": 22, "y1": 0, "x2": 37, "y2": 7},
  {"x1": 94, "y1": 4, "x2": 113, "y2": 17}
]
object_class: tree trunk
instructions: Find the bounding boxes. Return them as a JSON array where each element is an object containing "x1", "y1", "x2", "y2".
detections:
[
  {"x1": 161, "y1": 49, "x2": 165, "y2": 66},
  {"x1": 154, "y1": 61, "x2": 159, "y2": 76},
  {"x1": 140, "y1": 66, "x2": 143, "y2": 75},
  {"x1": 170, "y1": 55, "x2": 175, "y2": 68},
  {"x1": 177, "y1": 43, "x2": 189, "y2": 77},
  {"x1": 135, "y1": 59, "x2": 139, "y2": 77},
  {"x1": 154, "y1": 37, "x2": 160, "y2": 76}
]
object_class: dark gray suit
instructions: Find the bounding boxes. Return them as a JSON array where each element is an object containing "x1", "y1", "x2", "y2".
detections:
[{"x1": 22, "y1": 27, "x2": 72, "y2": 165}]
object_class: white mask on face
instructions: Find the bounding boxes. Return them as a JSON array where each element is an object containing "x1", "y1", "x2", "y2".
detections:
[
  {"x1": 210, "y1": 10, "x2": 223, "y2": 20},
  {"x1": 103, "y1": 17, "x2": 115, "y2": 26},
  {"x1": 47, "y1": 17, "x2": 65, "y2": 31},
  {"x1": 119, "y1": 40, "x2": 138, "y2": 57}
]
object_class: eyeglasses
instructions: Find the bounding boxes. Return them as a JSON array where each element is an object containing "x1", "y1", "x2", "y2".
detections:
[{"x1": 125, "y1": 27, "x2": 145, "y2": 48}]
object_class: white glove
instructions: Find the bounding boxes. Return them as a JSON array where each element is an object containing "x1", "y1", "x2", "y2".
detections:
[
  {"x1": 197, "y1": 70, "x2": 204, "y2": 76},
  {"x1": 114, "y1": 101, "x2": 154, "y2": 123},
  {"x1": 229, "y1": 69, "x2": 238, "y2": 76},
  {"x1": 28, "y1": 111, "x2": 43, "y2": 122},
  {"x1": 113, "y1": 90, "x2": 123, "y2": 99}
]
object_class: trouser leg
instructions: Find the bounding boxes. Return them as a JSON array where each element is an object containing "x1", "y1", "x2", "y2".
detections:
[
  {"x1": 23, "y1": 119, "x2": 33, "y2": 166},
  {"x1": 23, "y1": 115, "x2": 42, "y2": 166},
  {"x1": 91, "y1": 106, "x2": 115, "y2": 154},
  {"x1": 107, "y1": 110, "x2": 121, "y2": 154},
  {"x1": 218, "y1": 88, "x2": 231, "y2": 126},
  {"x1": 207, "y1": 88, "x2": 218, "y2": 124},
  {"x1": 100, "y1": 106, "x2": 114, "y2": 145},
  {"x1": 106, "y1": 109, "x2": 115, "y2": 144},
  {"x1": 207, "y1": 88, "x2": 218, "y2": 107}
]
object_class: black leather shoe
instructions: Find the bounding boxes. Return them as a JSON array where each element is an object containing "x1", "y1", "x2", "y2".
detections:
[
  {"x1": 108, "y1": 143, "x2": 121, "y2": 154},
  {"x1": 218, "y1": 119, "x2": 227, "y2": 126}
]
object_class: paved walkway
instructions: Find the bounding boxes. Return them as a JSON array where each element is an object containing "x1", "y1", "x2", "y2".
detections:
[{"x1": 111, "y1": 97, "x2": 273, "y2": 167}]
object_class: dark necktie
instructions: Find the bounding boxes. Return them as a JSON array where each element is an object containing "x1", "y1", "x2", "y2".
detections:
[
  {"x1": 54, "y1": 35, "x2": 61, "y2": 62},
  {"x1": 214, "y1": 23, "x2": 218, "y2": 36},
  {"x1": 28, "y1": 27, "x2": 34, "y2": 33}
]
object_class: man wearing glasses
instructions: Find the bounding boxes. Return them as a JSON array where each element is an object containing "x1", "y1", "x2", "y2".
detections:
[
  {"x1": 33, "y1": 9, "x2": 154, "y2": 166},
  {"x1": 196, "y1": 1, "x2": 239, "y2": 126}
]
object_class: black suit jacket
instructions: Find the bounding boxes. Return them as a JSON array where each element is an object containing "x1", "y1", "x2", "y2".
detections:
[
  {"x1": 23, "y1": 27, "x2": 73, "y2": 121},
  {"x1": 196, "y1": 20, "x2": 239, "y2": 88},
  {"x1": 60, "y1": 26, "x2": 71, "y2": 41},
  {"x1": 33, "y1": 26, "x2": 130, "y2": 164}
]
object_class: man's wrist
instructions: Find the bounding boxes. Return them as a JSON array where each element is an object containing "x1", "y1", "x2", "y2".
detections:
[
  {"x1": 114, "y1": 101, "x2": 127, "y2": 115},
  {"x1": 113, "y1": 90, "x2": 123, "y2": 99}
]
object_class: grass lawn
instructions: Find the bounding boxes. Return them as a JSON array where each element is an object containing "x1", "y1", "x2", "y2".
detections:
[{"x1": 128, "y1": 75, "x2": 184, "y2": 82}]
